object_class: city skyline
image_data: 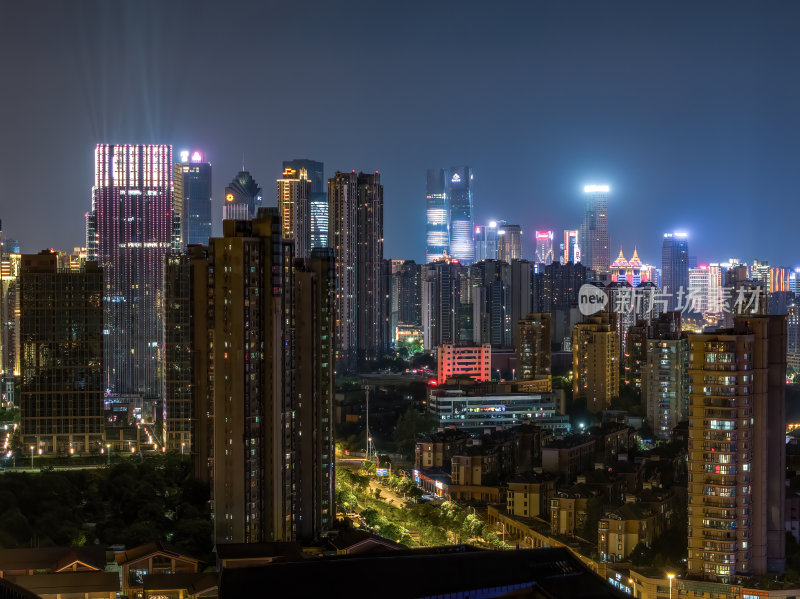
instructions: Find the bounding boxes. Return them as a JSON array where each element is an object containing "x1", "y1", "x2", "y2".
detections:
[{"x1": 2, "y1": 1, "x2": 800, "y2": 266}]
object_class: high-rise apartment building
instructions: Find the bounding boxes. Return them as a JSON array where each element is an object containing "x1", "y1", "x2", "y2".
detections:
[
  {"x1": 447, "y1": 166, "x2": 474, "y2": 264},
  {"x1": 580, "y1": 185, "x2": 610, "y2": 278},
  {"x1": 517, "y1": 313, "x2": 551, "y2": 380},
  {"x1": 688, "y1": 265, "x2": 710, "y2": 315},
  {"x1": 356, "y1": 172, "x2": 385, "y2": 361},
  {"x1": 205, "y1": 209, "x2": 334, "y2": 544},
  {"x1": 328, "y1": 171, "x2": 385, "y2": 366},
  {"x1": 534, "y1": 231, "x2": 555, "y2": 265},
  {"x1": 174, "y1": 150, "x2": 212, "y2": 247},
  {"x1": 426, "y1": 169, "x2": 449, "y2": 263},
  {"x1": 661, "y1": 232, "x2": 689, "y2": 311},
  {"x1": 510, "y1": 260, "x2": 533, "y2": 350},
  {"x1": 390, "y1": 260, "x2": 422, "y2": 341},
  {"x1": 497, "y1": 224, "x2": 522, "y2": 264},
  {"x1": 277, "y1": 166, "x2": 311, "y2": 260},
  {"x1": 283, "y1": 159, "x2": 327, "y2": 249},
  {"x1": 0, "y1": 240, "x2": 20, "y2": 381},
  {"x1": 421, "y1": 257, "x2": 464, "y2": 350},
  {"x1": 19, "y1": 251, "x2": 103, "y2": 454},
  {"x1": 642, "y1": 316, "x2": 688, "y2": 439},
  {"x1": 572, "y1": 313, "x2": 619, "y2": 412},
  {"x1": 87, "y1": 144, "x2": 173, "y2": 398},
  {"x1": 223, "y1": 170, "x2": 263, "y2": 221},
  {"x1": 687, "y1": 316, "x2": 786, "y2": 582}
]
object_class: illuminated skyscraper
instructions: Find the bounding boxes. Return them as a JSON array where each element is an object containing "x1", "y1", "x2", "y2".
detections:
[
  {"x1": 277, "y1": 166, "x2": 311, "y2": 260},
  {"x1": 562, "y1": 229, "x2": 580, "y2": 264},
  {"x1": 474, "y1": 221, "x2": 500, "y2": 262},
  {"x1": 87, "y1": 144, "x2": 173, "y2": 397},
  {"x1": 174, "y1": 150, "x2": 212, "y2": 247},
  {"x1": 580, "y1": 185, "x2": 610, "y2": 278},
  {"x1": 328, "y1": 171, "x2": 358, "y2": 365},
  {"x1": 284, "y1": 159, "x2": 327, "y2": 248},
  {"x1": 0, "y1": 234, "x2": 21, "y2": 383},
  {"x1": 426, "y1": 169, "x2": 449, "y2": 263},
  {"x1": 356, "y1": 172, "x2": 385, "y2": 361},
  {"x1": 497, "y1": 224, "x2": 522, "y2": 264},
  {"x1": 534, "y1": 231, "x2": 555, "y2": 265},
  {"x1": 222, "y1": 170, "x2": 263, "y2": 221},
  {"x1": 447, "y1": 166, "x2": 474, "y2": 264},
  {"x1": 661, "y1": 232, "x2": 689, "y2": 311}
]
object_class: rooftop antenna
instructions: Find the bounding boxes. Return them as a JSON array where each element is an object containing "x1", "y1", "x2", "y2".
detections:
[{"x1": 242, "y1": 152, "x2": 246, "y2": 172}]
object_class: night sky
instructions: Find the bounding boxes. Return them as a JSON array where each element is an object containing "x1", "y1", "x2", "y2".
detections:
[{"x1": 1, "y1": 0, "x2": 799, "y2": 266}]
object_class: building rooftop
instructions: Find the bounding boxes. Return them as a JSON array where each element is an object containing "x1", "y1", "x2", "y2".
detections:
[
  {"x1": 544, "y1": 435, "x2": 595, "y2": 450},
  {"x1": 218, "y1": 547, "x2": 628, "y2": 599},
  {"x1": 215, "y1": 542, "x2": 302, "y2": 561},
  {"x1": 6, "y1": 572, "x2": 120, "y2": 595},
  {"x1": 0, "y1": 546, "x2": 107, "y2": 572}
]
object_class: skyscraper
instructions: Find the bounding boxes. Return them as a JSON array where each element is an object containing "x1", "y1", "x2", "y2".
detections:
[
  {"x1": 572, "y1": 312, "x2": 619, "y2": 412},
  {"x1": 580, "y1": 185, "x2": 610, "y2": 278},
  {"x1": 328, "y1": 171, "x2": 358, "y2": 366},
  {"x1": 426, "y1": 169, "x2": 449, "y2": 263},
  {"x1": 87, "y1": 144, "x2": 173, "y2": 397},
  {"x1": 562, "y1": 229, "x2": 580, "y2": 264},
  {"x1": 277, "y1": 166, "x2": 311, "y2": 260},
  {"x1": 474, "y1": 221, "x2": 500, "y2": 262},
  {"x1": 356, "y1": 172, "x2": 385, "y2": 361},
  {"x1": 687, "y1": 316, "x2": 786, "y2": 582},
  {"x1": 534, "y1": 231, "x2": 555, "y2": 265},
  {"x1": 223, "y1": 170, "x2": 263, "y2": 221},
  {"x1": 447, "y1": 166, "x2": 474, "y2": 264},
  {"x1": 497, "y1": 224, "x2": 522, "y2": 264},
  {"x1": 19, "y1": 251, "x2": 103, "y2": 454},
  {"x1": 661, "y1": 232, "x2": 689, "y2": 311},
  {"x1": 517, "y1": 313, "x2": 551, "y2": 380},
  {"x1": 283, "y1": 159, "x2": 327, "y2": 249},
  {"x1": 174, "y1": 150, "x2": 212, "y2": 247}
]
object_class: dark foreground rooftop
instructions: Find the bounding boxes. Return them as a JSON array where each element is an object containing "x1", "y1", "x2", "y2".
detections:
[{"x1": 219, "y1": 546, "x2": 628, "y2": 599}]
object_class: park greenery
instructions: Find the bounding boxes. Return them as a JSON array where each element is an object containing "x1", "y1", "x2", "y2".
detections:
[
  {"x1": 0, "y1": 454, "x2": 212, "y2": 561},
  {"x1": 336, "y1": 466, "x2": 507, "y2": 549}
]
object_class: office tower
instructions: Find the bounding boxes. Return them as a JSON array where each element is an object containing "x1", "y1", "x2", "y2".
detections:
[
  {"x1": 534, "y1": 231, "x2": 555, "y2": 265},
  {"x1": 788, "y1": 302, "x2": 800, "y2": 372},
  {"x1": 294, "y1": 247, "x2": 336, "y2": 541},
  {"x1": 472, "y1": 259, "x2": 512, "y2": 348},
  {"x1": 328, "y1": 172, "x2": 358, "y2": 365},
  {"x1": 580, "y1": 185, "x2": 610, "y2": 278},
  {"x1": 174, "y1": 150, "x2": 212, "y2": 247},
  {"x1": 661, "y1": 232, "x2": 689, "y2": 311},
  {"x1": 474, "y1": 221, "x2": 500, "y2": 262},
  {"x1": 356, "y1": 172, "x2": 385, "y2": 361},
  {"x1": 87, "y1": 144, "x2": 173, "y2": 398},
  {"x1": 562, "y1": 229, "x2": 580, "y2": 264},
  {"x1": 517, "y1": 313, "x2": 551, "y2": 380},
  {"x1": 422, "y1": 257, "x2": 464, "y2": 350},
  {"x1": 750, "y1": 260, "x2": 771, "y2": 292},
  {"x1": 426, "y1": 168, "x2": 449, "y2": 263},
  {"x1": 497, "y1": 224, "x2": 522, "y2": 264},
  {"x1": 707, "y1": 263, "x2": 723, "y2": 316},
  {"x1": 283, "y1": 159, "x2": 327, "y2": 249},
  {"x1": 642, "y1": 318, "x2": 688, "y2": 439},
  {"x1": 0, "y1": 240, "x2": 20, "y2": 382},
  {"x1": 223, "y1": 170, "x2": 263, "y2": 221},
  {"x1": 510, "y1": 260, "x2": 532, "y2": 349},
  {"x1": 207, "y1": 209, "x2": 333, "y2": 544},
  {"x1": 687, "y1": 316, "x2": 786, "y2": 582},
  {"x1": 19, "y1": 251, "x2": 103, "y2": 454},
  {"x1": 770, "y1": 265, "x2": 790, "y2": 294},
  {"x1": 540, "y1": 261, "x2": 589, "y2": 348},
  {"x1": 572, "y1": 313, "x2": 619, "y2": 412},
  {"x1": 688, "y1": 265, "x2": 710, "y2": 315},
  {"x1": 390, "y1": 260, "x2": 422, "y2": 341},
  {"x1": 790, "y1": 268, "x2": 800, "y2": 295},
  {"x1": 447, "y1": 166, "x2": 474, "y2": 264},
  {"x1": 277, "y1": 166, "x2": 311, "y2": 260}
]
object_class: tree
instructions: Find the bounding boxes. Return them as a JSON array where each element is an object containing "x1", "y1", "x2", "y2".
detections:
[
  {"x1": 393, "y1": 408, "x2": 436, "y2": 456},
  {"x1": 580, "y1": 497, "x2": 604, "y2": 542}
]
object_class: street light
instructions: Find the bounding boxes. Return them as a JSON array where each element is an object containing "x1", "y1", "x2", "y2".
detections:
[
  {"x1": 667, "y1": 573, "x2": 675, "y2": 599},
  {"x1": 29, "y1": 445, "x2": 34, "y2": 468},
  {"x1": 628, "y1": 578, "x2": 636, "y2": 597},
  {"x1": 105, "y1": 443, "x2": 111, "y2": 466},
  {"x1": 181, "y1": 442, "x2": 185, "y2": 455}
]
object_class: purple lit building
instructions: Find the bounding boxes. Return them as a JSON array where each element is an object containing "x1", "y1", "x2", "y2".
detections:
[{"x1": 86, "y1": 144, "x2": 174, "y2": 398}]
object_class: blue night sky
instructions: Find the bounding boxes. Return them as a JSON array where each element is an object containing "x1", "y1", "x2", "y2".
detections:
[{"x1": 1, "y1": 0, "x2": 799, "y2": 267}]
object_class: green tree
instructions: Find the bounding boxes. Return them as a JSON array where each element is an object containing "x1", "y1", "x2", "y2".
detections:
[
  {"x1": 580, "y1": 497, "x2": 604, "y2": 542},
  {"x1": 393, "y1": 408, "x2": 436, "y2": 456}
]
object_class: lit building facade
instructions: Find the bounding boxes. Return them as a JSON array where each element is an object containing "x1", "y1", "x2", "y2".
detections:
[
  {"x1": 580, "y1": 185, "x2": 610, "y2": 278},
  {"x1": 474, "y1": 221, "x2": 501, "y2": 263},
  {"x1": 87, "y1": 144, "x2": 173, "y2": 398},
  {"x1": 497, "y1": 224, "x2": 522, "y2": 264},
  {"x1": 283, "y1": 159, "x2": 327, "y2": 249},
  {"x1": 534, "y1": 231, "x2": 555, "y2": 265},
  {"x1": 643, "y1": 337, "x2": 688, "y2": 439},
  {"x1": 447, "y1": 166, "x2": 474, "y2": 264},
  {"x1": 356, "y1": 172, "x2": 385, "y2": 361},
  {"x1": 517, "y1": 313, "x2": 551, "y2": 380},
  {"x1": 609, "y1": 247, "x2": 651, "y2": 286},
  {"x1": 437, "y1": 343, "x2": 491, "y2": 384},
  {"x1": 19, "y1": 251, "x2": 104, "y2": 454},
  {"x1": 562, "y1": 229, "x2": 580, "y2": 264},
  {"x1": 572, "y1": 313, "x2": 619, "y2": 412},
  {"x1": 425, "y1": 168, "x2": 449, "y2": 263},
  {"x1": 687, "y1": 316, "x2": 786, "y2": 582},
  {"x1": 661, "y1": 232, "x2": 689, "y2": 311},
  {"x1": 174, "y1": 150, "x2": 212, "y2": 247},
  {"x1": 222, "y1": 170, "x2": 263, "y2": 221},
  {"x1": 277, "y1": 166, "x2": 311, "y2": 260}
]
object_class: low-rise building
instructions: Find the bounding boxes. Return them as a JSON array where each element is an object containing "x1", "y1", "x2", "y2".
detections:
[
  {"x1": 437, "y1": 343, "x2": 491, "y2": 384},
  {"x1": 506, "y1": 472, "x2": 557, "y2": 519},
  {"x1": 550, "y1": 485, "x2": 594, "y2": 537},
  {"x1": 597, "y1": 503, "x2": 662, "y2": 563},
  {"x1": 414, "y1": 429, "x2": 470, "y2": 471},
  {"x1": 542, "y1": 436, "x2": 595, "y2": 480},
  {"x1": 589, "y1": 422, "x2": 633, "y2": 465},
  {"x1": 115, "y1": 543, "x2": 202, "y2": 599}
]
